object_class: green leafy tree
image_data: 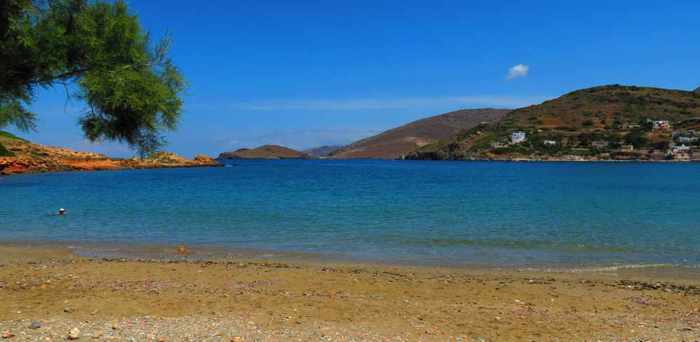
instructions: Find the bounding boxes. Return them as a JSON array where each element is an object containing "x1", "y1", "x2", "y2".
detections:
[
  {"x1": 625, "y1": 129, "x2": 648, "y2": 148},
  {"x1": 0, "y1": 0, "x2": 185, "y2": 156}
]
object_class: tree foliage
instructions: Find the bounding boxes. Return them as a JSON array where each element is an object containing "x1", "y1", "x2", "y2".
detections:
[{"x1": 0, "y1": 0, "x2": 185, "y2": 156}]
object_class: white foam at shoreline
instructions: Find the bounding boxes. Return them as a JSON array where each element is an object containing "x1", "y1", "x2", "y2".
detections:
[{"x1": 519, "y1": 263, "x2": 681, "y2": 273}]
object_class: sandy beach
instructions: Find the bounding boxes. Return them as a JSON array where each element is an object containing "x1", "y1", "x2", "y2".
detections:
[{"x1": 0, "y1": 244, "x2": 699, "y2": 341}]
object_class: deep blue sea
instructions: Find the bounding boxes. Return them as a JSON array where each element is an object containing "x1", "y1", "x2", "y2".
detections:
[{"x1": 2, "y1": 160, "x2": 700, "y2": 267}]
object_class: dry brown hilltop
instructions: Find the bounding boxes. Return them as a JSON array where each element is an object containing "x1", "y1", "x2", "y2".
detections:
[{"x1": 331, "y1": 108, "x2": 510, "y2": 159}]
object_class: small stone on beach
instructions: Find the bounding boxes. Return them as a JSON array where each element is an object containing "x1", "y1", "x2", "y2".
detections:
[
  {"x1": 29, "y1": 321, "x2": 42, "y2": 329},
  {"x1": 68, "y1": 327, "x2": 80, "y2": 340},
  {"x1": 176, "y1": 245, "x2": 191, "y2": 256}
]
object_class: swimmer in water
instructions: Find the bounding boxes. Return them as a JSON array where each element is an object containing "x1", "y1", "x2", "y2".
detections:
[{"x1": 58, "y1": 208, "x2": 66, "y2": 216}]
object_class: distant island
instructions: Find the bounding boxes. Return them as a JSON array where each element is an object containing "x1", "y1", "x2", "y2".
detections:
[
  {"x1": 0, "y1": 131, "x2": 219, "y2": 176},
  {"x1": 218, "y1": 145, "x2": 310, "y2": 160}
]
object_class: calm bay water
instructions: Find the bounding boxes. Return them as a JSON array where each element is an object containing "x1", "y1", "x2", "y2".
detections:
[{"x1": 2, "y1": 160, "x2": 700, "y2": 267}]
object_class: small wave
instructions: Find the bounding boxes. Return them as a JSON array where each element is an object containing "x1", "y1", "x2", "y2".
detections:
[
  {"x1": 379, "y1": 236, "x2": 634, "y2": 253},
  {"x1": 519, "y1": 263, "x2": 677, "y2": 273}
]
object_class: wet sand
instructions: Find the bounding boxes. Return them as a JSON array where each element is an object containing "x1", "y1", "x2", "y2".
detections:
[{"x1": 1, "y1": 244, "x2": 700, "y2": 341}]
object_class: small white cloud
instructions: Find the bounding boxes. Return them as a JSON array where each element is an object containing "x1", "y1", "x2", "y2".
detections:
[{"x1": 507, "y1": 64, "x2": 529, "y2": 80}]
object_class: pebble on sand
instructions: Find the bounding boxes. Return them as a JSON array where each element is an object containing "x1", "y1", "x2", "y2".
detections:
[
  {"x1": 67, "y1": 327, "x2": 80, "y2": 340},
  {"x1": 29, "y1": 321, "x2": 42, "y2": 329},
  {"x1": 176, "y1": 245, "x2": 191, "y2": 256}
]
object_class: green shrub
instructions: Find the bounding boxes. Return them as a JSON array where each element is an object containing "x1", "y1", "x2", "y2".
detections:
[
  {"x1": 0, "y1": 142, "x2": 14, "y2": 157},
  {"x1": 0, "y1": 131, "x2": 26, "y2": 141},
  {"x1": 625, "y1": 129, "x2": 649, "y2": 147}
]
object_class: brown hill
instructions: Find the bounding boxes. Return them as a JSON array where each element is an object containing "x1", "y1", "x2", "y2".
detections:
[
  {"x1": 330, "y1": 108, "x2": 510, "y2": 159},
  {"x1": 218, "y1": 145, "x2": 309, "y2": 159},
  {"x1": 0, "y1": 131, "x2": 220, "y2": 176},
  {"x1": 408, "y1": 85, "x2": 700, "y2": 161}
]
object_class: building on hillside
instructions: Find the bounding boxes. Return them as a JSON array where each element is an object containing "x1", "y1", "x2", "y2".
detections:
[
  {"x1": 672, "y1": 144, "x2": 691, "y2": 153},
  {"x1": 620, "y1": 144, "x2": 635, "y2": 152},
  {"x1": 591, "y1": 140, "x2": 609, "y2": 149},
  {"x1": 653, "y1": 120, "x2": 671, "y2": 130},
  {"x1": 510, "y1": 131, "x2": 527, "y2": 144},
  {"x1": 570, "y1": 148, "x2": 591, "y2": 154},
  {"x1": 672, "y1": 146, "x2": 691, "y2": 160},
  {"x1": 491, "y1": 142, "x2": 508, "y2": 149},
  {"x1": 692, "y1": 148, "x2": 700, "y2": 161},
  {"x1": 677, "y1": 136, "x2": 699, "y2": 144},
  {"x1": 543, "y1": 140, "x2": 557, "y2": 146}
]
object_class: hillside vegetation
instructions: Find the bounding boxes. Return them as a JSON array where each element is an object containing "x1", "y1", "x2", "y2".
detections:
[
  {"x1": 408, "y1": 85, "x2": 700, "y2": 161},
  {"x1": 0, "y1": 131, "x2": 24, "y2": 156},
  {"x1": 331, "y1": 109, "x2": 510, "y2": 159}
]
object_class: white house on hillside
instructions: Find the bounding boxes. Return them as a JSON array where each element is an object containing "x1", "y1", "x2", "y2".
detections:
[
  {"x1": 511, "y1": 131, "x2": 527, "y2": 144},
  {"x1": 653, "y1": 120, "x2": 671, "y2": 130}
]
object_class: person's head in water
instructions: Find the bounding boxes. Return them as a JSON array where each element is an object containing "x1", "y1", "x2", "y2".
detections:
[{"x1": 58, "y1": 208, "x2": 65, "y2": 216}]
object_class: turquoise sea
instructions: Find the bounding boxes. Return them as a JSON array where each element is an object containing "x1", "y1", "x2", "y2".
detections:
[{"x1": 2, "y1": 160, "x2": 700, "y2": 267}]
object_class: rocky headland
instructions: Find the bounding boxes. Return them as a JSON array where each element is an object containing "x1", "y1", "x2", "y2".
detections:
[{"x1": 0, "y1": 132, "x2": 220, "y2": 176}]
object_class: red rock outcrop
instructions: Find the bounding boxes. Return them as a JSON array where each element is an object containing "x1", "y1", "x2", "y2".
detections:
[{"x1": 0, "y1": 134, "x2": 220, "y2": 176}]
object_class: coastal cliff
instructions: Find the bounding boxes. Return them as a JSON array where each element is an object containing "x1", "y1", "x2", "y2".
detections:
[{"x1": 0, "y1": 131, "x2": 220, "y2": 176}]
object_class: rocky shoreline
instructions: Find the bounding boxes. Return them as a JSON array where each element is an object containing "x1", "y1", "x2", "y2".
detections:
[
  {"x1": 0, "y1": 153, "x2": 221, "y2": 176},
  {"x1": 0, "y1": 133, "x2": 220, "y2": 176}
]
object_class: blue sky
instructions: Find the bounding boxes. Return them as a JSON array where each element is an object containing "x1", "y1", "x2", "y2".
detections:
[{"x1": 13, "y1": 0, "x2": 700, "y2": 157}]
